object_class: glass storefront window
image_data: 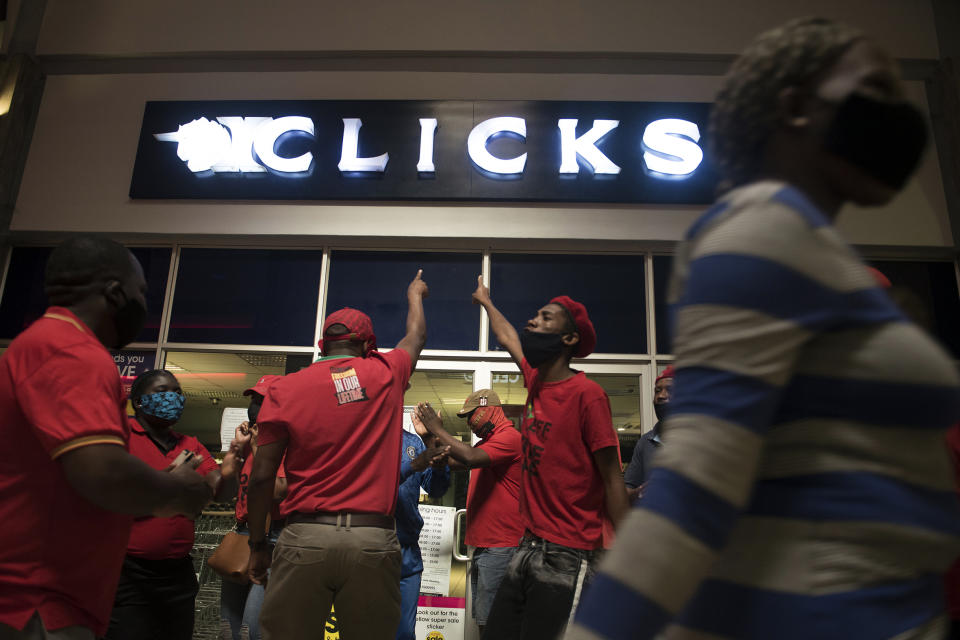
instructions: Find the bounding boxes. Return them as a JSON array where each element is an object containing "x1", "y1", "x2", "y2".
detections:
[
  {"x1": 489, "y1": 253, "x2": 647, "y2": 354},
  {"x1": 653, "y1": 255, "x2": 673, "y2": 354},
  {"x1": 162, "y1": 351, "x2": 313, "y2": 451},
  {"x1": 326, "y1": 251, "x2": 482, "y2": 351},
  {"x1": 169, "y1": 248, "x2": 323, "y2": 346},
  {"x1": 0, "y1": 246, "x2": 171, "y2": 342}
]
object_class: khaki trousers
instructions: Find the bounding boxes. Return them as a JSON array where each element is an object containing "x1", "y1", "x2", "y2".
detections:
[
  {"x1": 0, "y1": 614, "x2": 93, "y2": 640},
  {"x1": 260, "y1": 522, "x2": 401, "y2": 640}
]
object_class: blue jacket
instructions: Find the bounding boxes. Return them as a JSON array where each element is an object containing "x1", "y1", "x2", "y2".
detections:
[{"x1": 396, "y1": 431, "x2": 450, "y2": 577}]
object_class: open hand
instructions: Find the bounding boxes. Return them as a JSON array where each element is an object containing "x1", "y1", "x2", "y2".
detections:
[
  {"x1": 472, "y1": 275, "x2": 491, "y2": 306},
  {"x1": 415, "y1": 402, "x2": 445, "y2": 435},
  {"x1": 408, "y1": 269, "x2": 429, "y2": 300},
  {"x1": 410, "y1": 411, "x2": 429, "y2": 439},
  {"x1": 412, "y1": 445, "x2": 451, "y2": 472}
]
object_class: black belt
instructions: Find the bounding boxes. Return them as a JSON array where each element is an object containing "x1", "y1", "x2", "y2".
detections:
[{"x1": 288, "y1": 511, "x2": 394, "y2": 529}]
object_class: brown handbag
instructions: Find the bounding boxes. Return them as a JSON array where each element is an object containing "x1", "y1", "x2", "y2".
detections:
[{"x1": 207, "y1": 531, "x2": 251, "y2": 584}]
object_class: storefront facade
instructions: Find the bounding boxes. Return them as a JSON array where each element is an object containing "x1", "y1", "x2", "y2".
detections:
[{"x1": 1, "y1": 1, "x2": 959, "y2": 637}]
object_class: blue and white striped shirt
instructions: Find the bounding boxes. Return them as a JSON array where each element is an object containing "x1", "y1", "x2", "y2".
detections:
[{"x1": 568, "y1": 181, "x2": 960, "y2": 640}]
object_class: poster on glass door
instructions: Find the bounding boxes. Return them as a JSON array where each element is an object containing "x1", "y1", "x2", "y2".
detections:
[{"x1": 418, "y1": 505, "x2": 455, "y2": 596}]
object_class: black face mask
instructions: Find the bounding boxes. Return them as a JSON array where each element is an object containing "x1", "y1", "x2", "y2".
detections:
[
  {"x1": 475, "y1": 421, "x2": 495, "y2": 439},
  {"x1": 520, "y1": 330, "x2": 566, "y2": 367},
  {"x1": 248, "y1": 400, "x2": 262, "y2": 426},
  {"x1": 654, "y1": 402, "x2": 669, "y2": 422},
  {"x1": 112, "y1": 289, "x2": 146, "y2": 349},
  {"x1": 822, "y1": 92, "x2": 928, "y2": 190}
]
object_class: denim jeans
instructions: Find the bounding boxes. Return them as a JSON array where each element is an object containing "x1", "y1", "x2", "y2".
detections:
[
  {"x1": 395, "y1": 571, "x2": 422, "y2": 640},
  {"x1": 482, "y1": 534, "x2": 599, "y2": 640},
  {"x1": 219, "y1": 522, "x2": 283, "y2": 640},
  {"x1": 471, "y1": 546, "x2": 517, "y2": 626}
]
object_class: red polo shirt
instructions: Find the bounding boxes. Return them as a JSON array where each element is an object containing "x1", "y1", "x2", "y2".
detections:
[
  {"x1": 257, "y1": 350, "x2": 412, "y2": 516},
  {"x1": 126, "y1": 419, "x2": 218, "y2": 559},
  {"x1": 519, "y1": 359, "x2": 620, "y2": 550},
  {"x1": 465, "y1": 420, "x2": 523, "y2": 548},
  {"x1": 0, "y1": 307, "x2": 133, "y2": 635},
  {"x1": 235, "y1": 452, "x2": 287, "y2": 523}
]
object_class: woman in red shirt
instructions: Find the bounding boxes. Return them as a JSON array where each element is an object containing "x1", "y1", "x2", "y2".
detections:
[{"x1": 104, "y1": 370, "x2": 229, "y2": 640}]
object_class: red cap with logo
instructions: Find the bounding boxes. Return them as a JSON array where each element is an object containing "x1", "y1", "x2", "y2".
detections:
[
  {"x1": 243, "y1": 374, "x2": 283, "y2": 397},
  {"x1": 549, "y1": 295, "x2": 596, "y2": 358},
  {"x1": 318, "y1": 307, "x2": 377, "y2": 356},
  {"x1": 656, "y1": 366, "x2": 675, "y2": 383}
]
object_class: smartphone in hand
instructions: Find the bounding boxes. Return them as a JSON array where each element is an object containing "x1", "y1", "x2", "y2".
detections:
[{"x1": 168, "y1": 449, "x2": 195, "y2": 470}]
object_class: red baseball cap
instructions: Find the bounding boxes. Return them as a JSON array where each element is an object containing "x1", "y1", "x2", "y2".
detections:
[
  {"x1": 549, "y1": 295, "x2": 596, "y2": 358},
  {"x1": 656, "y1": 366, "x2": 675, "y2": 383},
  {"x1": 318, "y1": 307, "x2": 377, "y2": 355},
  {"x1": 243, "y1": 374, "x2": 282, "y2": 397}
]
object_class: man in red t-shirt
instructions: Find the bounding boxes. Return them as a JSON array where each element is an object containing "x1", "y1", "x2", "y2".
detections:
[
  {"x1": 0, "y1": 236, "x2": 212, "y2": 640},
  {"x1": 414, "y1": 389, "x2": 523, "y2": 637},
  {"x1": 246, "y1": 270, "x2": 429, "y2": 640},
  {"x1": 469, "y1": 277, "x2": 628, "y2": 640}
]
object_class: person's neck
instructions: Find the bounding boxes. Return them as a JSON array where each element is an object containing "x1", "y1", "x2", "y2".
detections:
[
  {"x1": 323, "y1": 347, "x2": 361, "y2": 359},
  {"x1": 761, "y1": 146, "x2": 844, "y2": 220},
  {"x1": 537, "y1": 356, "x2": 576, "y2": 383},
  {"x1": 136, "y1": 414, "x2": 176, "y2": 449},
  {"x1": 63, "y1": 299, "x2": 117, "y2": 348}
]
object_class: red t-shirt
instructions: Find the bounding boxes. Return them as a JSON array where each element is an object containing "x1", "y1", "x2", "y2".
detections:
[
  {"x1": 465, "y1": 420, "x2": 523, "y2": 548},
  {"x1": 0, "y1": 308, "x2": 133, "y2": 634},
  {"x1": 235, "y1": 452, "x2": 287, "y2": 523},
  {"x1": 257, "y1": 350, "x2": 412, "y2": 516},
  {"x1": 126, "y1": 419, "x2": 218, "y2": 559},
  {"x1": 519, "y1": 359, "x2": 620, "y2": 550}
]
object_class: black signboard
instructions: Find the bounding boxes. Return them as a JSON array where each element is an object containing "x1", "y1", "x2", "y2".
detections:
[{"x1": 130, "y1": 100, "x2": 717, "y2": 204}]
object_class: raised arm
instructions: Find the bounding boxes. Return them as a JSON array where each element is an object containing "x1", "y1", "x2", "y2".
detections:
[
  {"x1": 472, "y1": 275, "x2": 523, "y2": 367},
  {"x1": 59, "y1": 444, "x2": 213, "y2": 518},
  {"x1": 415, "y1": 402, "x2": 491, "y2": 469},
  {"x1": 395, "y1": 269, "x2": 429, "y2": 367}
]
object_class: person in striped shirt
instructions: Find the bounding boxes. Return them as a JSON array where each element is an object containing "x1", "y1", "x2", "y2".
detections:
[{"x1": 568, "y1": 17, "x2": 960, "y2": 640}]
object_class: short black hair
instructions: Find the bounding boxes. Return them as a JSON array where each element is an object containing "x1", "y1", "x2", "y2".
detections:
[
  {"x1": 130, "y1": 369, "x2": 175, "y2": 404},
  {"x1": 44, "y1": 235, "x2": 138, "y2": 306}
]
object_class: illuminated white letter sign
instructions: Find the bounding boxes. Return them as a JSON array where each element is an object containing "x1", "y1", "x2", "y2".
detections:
[
  {"x1": 252, "y1": 116, "x2": 315, "y2": 173},
  {"x1": 557, "y1": 119, "x2": 621, "y2": 175},
  {"x1": 338, "y1": 118, "x2": 389, "y2": 173},
  {"x1": 214, "y1": 117, "x2": 271, "y2": 172},
  {"x1": 642, "y1": 118, "x2": 703, "y2": 177},
  {"x1": 154, "y1": 117, "x2": 233, "y2": 173},
  {"x1": 467, "y1": 116, "x2": 527, "y2": 175},
  {"x1": 155, "y1": 116, "x2": 314, "y2": 173},
  {"x1": 417, "y1": 118, "x2": 438, "y2": 173}
]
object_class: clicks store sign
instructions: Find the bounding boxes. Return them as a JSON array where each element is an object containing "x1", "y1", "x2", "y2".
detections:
[{"x1": 130, "y1": 100, "x2": 716, "y2": 204}]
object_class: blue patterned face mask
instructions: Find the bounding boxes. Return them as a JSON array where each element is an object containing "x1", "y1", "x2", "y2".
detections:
[{"x1": 139, "y1": 391, "x2": 185, "y2": 422}]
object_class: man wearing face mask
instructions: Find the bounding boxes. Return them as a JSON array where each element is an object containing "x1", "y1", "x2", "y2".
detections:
[
  {"x1": 624, "y1": 367, "x2": 673, "y2": 502},
  {"x1": 469, "y1": 277, "x2": 628, "y2": 640},
  {"x1": 0, "y1": 236, "x2": 212, "y2": 640},
  {"x1": 105, "y1": 369, "x2": 234, "y2": 640},
  {"x1": 413, "y1": 390, "x2": 523, "y2": 639}
]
